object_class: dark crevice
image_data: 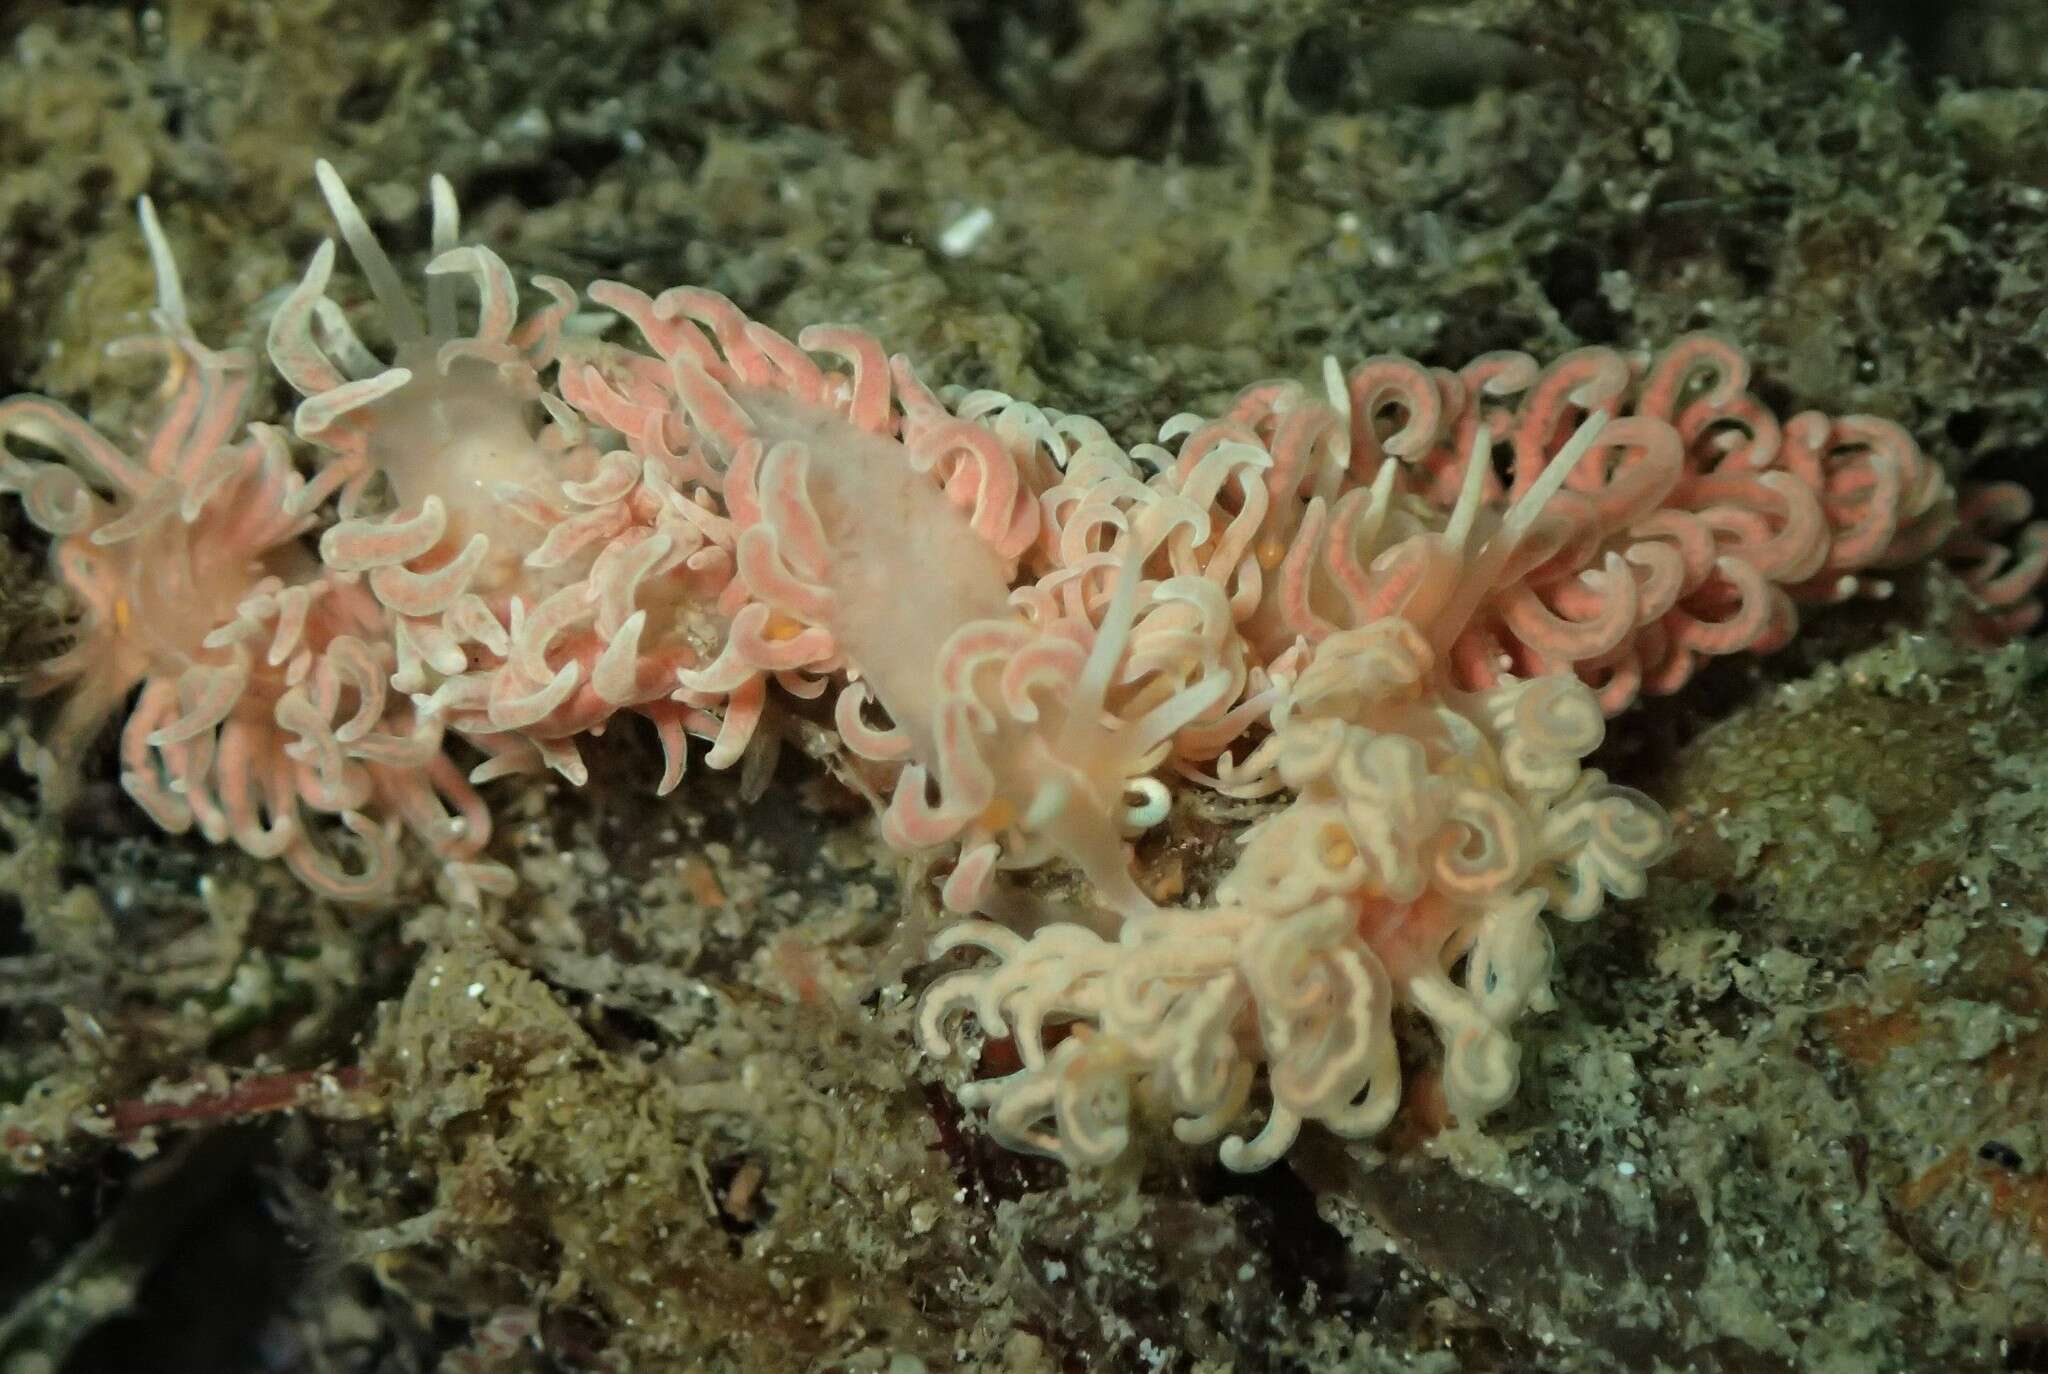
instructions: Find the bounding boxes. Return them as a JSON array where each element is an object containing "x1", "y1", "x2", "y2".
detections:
[
  {"x1": 459, "y1": 135, "x2": 627, "y2": 213},
  {"x1": 1196, "y1": 1161, "x2": 1374, "y2": 1320},
  {"x1": 0, "y1": 890, "x2": 26, "y2": 959},
  {"x1": 1281, "y1": 24, "x2": 1352, "y2": 113},
  {"x1": 1536, "y1": 239, "x2": 1623, "y2": 344},
  {"x1": 1962, "y1": 444, "x2": 2048, "y2": 520}
]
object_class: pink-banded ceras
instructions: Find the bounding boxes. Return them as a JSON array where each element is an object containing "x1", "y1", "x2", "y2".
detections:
[
  {"x1": 0, "y1": 200, "x2": 500, "y2": 900},
  {"x1": 268, "y1": 163, "x2": 738, "y2": 795}
]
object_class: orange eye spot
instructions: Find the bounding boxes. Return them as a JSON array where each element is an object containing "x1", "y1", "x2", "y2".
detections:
[
  {"x1": 113, "y1": 598, "x2": 133, "y2": 635},
  {"x1": 1256, "y1": 537, "x2": 1287, "y2": 570},
  {"x1": 764, "y1": 612, "x2": 806, "y2": 641},
  {"x1": 978, "y1": 799, "x2": 1016, "y2": 832}
]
